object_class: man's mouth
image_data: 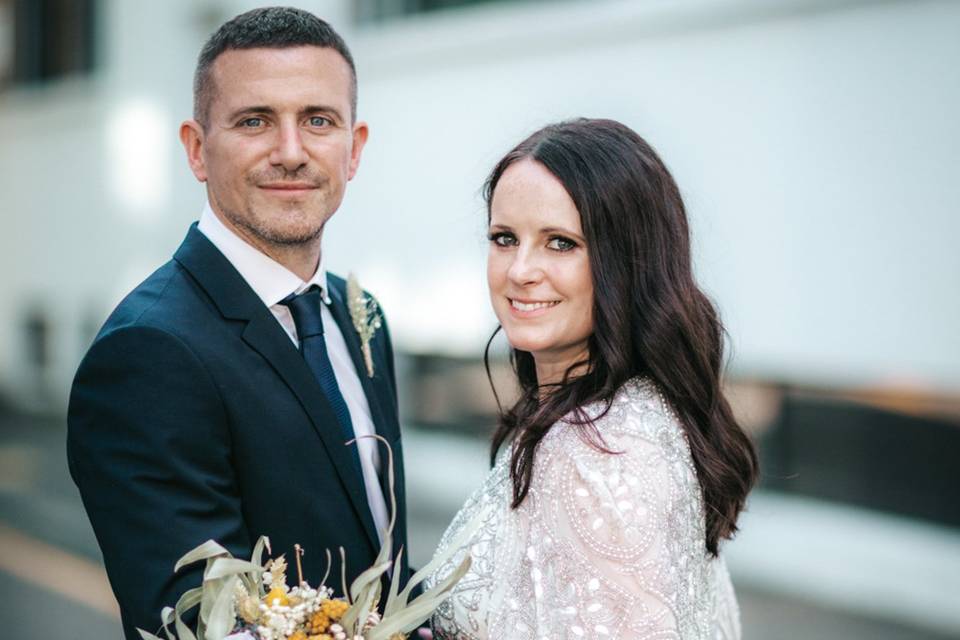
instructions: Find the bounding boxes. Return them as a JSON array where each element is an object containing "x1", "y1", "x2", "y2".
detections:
[{"x1": 259, "y1": 182, "x2": 318, "y2": 190}]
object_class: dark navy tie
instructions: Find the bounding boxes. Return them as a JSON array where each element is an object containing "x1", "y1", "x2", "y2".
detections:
[{"x1": 281, "y1": 286, "x2": 362, "y2": 476}]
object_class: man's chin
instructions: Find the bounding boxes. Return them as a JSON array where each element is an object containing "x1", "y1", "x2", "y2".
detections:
[
  {"x1": 248, "y1": 205, "x2": 328, "y2": 245},
  {"x1": 258, "y1": 224, "x2": 325, "y2": 247}
]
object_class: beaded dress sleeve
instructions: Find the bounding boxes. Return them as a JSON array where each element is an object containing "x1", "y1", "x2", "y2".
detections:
[{"x1": 426, "y1": 379, "x2": 741, "y2": 640}]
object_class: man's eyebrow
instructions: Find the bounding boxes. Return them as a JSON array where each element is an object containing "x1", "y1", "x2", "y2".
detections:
[
  {"x1": 223, "y1": 105, "x2": 345, "y2": 122},
  {"x1": 225, "y1": 106, "x2": 276, "y2": 121},
  {"x1": 301, "y1": 104, "x2": 344, "y2": 121}
]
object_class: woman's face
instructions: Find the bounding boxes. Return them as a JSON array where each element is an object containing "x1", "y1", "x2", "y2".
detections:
[{"x1": 487, "y1": 159, "x2": 594, "y2": 383}]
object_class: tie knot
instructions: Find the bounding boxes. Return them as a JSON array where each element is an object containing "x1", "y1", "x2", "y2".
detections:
[{"x1": 281, "y1": 286, "x2": 325, "y2": 339}]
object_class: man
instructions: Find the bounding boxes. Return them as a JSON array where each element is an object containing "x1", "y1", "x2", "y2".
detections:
[{"x1": 67, "y1": 8, "x2": 411, "y2": 638}]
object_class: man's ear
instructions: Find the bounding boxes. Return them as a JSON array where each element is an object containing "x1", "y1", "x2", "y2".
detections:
[
  {"x1": 347, "y1": 120, "x2": 369, "y2": 181},
  {"x1": 180, "y1": 120, "x2": 208, "y2": 182}
]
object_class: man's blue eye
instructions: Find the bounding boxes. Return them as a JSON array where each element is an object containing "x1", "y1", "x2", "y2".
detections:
[
  {"x1": 309, "y1": 116, "x2": 331, "y2": 126},
  {"x1": 239, "y1": 117, "x2": 263, "y2": 127}
]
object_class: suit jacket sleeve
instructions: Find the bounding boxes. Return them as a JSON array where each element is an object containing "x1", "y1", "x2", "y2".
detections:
[{"x1": 67, "y1": 325, "x2": 251, "y2": 639}]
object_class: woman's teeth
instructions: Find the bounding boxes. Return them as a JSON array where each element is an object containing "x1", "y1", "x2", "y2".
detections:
[{"x1": 511, "y1": 299, "x2": 560, "y2": 311}]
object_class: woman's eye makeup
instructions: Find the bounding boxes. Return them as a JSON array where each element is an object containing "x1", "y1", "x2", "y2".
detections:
[
  {"x1": 546, "y1": 235, "x2": 578, "y2": 252},
  {"x1": 488, "y1": 231, "x2": 517, "y2": 247},
  {"x1": 488, "y1": 230, "x2": 580, "y2": 251}
]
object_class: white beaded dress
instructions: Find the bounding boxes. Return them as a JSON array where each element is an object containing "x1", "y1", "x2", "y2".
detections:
[{"x1": 425, "y1": 378, "x2": 741, "y2": 639}]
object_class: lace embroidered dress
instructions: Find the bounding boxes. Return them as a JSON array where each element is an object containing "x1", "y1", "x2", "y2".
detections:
[{"x1": 425, "y1": 378, "x2": 741, "y2": 639}]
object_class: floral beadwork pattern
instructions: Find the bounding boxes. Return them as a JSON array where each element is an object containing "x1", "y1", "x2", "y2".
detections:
[{"x1": 425, "y1": 378, "x2": 742, "y2": 639}]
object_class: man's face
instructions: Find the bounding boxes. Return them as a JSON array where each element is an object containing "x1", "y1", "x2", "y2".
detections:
[{"x1": 182, "y1": 46, "x2": 367, "y2": 252}]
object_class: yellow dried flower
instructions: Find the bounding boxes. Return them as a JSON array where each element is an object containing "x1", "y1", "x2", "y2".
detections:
[
  {"x1": 309, "y1": 635, "x2": 333, "y2": 640},
  {"x1": 320, "y1": 598, "x2": 350, "y2": 620},
  {"x1": 307, "y1": 611, "x2": 330, "y2": 633},
  {"x1": 289, "y1": 632, "x2": 308, "y2": 640},
  {"x1": 263, "y1": 586, "x2": 289, "y2": 607}
]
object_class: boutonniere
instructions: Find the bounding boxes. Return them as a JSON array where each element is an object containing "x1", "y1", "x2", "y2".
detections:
[{"x1": 347, "y1": 273, "x2": 382, "y2": 378}]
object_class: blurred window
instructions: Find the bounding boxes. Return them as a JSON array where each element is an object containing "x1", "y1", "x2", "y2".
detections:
[
  {"x1": 355, "y1": 0, "x2": 530, "y2": 23},
  {"x1": 3, "y1": 0, "x2": 96, "y2": 88}
]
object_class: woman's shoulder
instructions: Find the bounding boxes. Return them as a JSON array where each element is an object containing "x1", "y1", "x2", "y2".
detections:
[
  {"x1": 531, "y1": 380, "x2": 696, "y2": 505},
  {"x1": 546, "y1": 377, "x2": 687, "y2": 451}
]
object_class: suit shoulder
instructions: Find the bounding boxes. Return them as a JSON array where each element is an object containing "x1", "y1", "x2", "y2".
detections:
[{"x1": 98, "y1": 259, "x2": 212, "y2": 339}]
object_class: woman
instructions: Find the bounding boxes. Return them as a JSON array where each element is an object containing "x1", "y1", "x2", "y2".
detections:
[{"x1": 425, "y1": 118, "x2": 758, "y2": 639}]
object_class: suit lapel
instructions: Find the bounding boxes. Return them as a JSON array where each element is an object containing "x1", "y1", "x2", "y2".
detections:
[
  {"x1": 327, "y1": 280, "x2": 407, "y2": 564},
  {"x1": 174, "y1": 225, "x2": 381, "y2": 552},
  {"x1": 326, "y1": 282, "x2": 400, "y2": 445}
]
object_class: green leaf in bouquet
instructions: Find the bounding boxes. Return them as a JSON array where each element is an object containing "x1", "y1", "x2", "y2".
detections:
[
  {"x1": 340, "y1": 433, "x2": 397, "y2": 632},
  {"x1": 319, "y1": 547, "x2": 333, "y2": 588},
  {"x1": 339, "y1": 546, "x2": 350, "y2": 603},
  {"x1": 366, "y1": 554, "x2": 472, "y2": 639},
  {"x1": 384, "y1": 546, "x2": 404, "y2": 612},
  {"x1": 204, "y1": 557, "x2": 263, "y2": 581},
  {"x1": 159, "y1": 605, "x2": 176, "y2": 640},
  {"x1": 199, "y1": 576, "x2": 227, "y2": 628},
  {"x1": 249, "y1": 535, "x2": 271, "y2": 596},
  {"x1": 174, "y1": 540, "x2": 229, "y2": 573},
  {"x1": 348, "y1": 559, "x2": 392, "y2": 603},
  {"x1": 388, "y1": 501, "x2": 491, "y2": 617},
  {"x1": 340, "y1": 559, "x2": 390, "y2": 631},
  {"x1": 137, "y1": 630, "x2": 166, "y2": 640},
  {"x1": 205, "y1": 574, "x2": 239, "y2": 640},
  {"x1": 171, "y1": 586, "x2": 203, "y2": 640},
  {"x1": 173, "y1": 599, "x2": 199, "y2": 640}
]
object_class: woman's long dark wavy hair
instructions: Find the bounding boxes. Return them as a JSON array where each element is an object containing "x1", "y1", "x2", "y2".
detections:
[{"x1": 485, "y1": 118, "x2": 758, "y2": 556}]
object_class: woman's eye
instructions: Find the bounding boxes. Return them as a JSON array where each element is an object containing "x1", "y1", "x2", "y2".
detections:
[
  {"x1": 488, "y1": 232, "x2": 517, "y2": 247},
  {"x1": 239, "y1": 117, "x2": 264, "y2": 128},
  {"x1": 308, "y1": 116, "x2": 331, "y2": 127},
  {"x1": 547, "y1": 236, "x2": 577, "y2": 252}
]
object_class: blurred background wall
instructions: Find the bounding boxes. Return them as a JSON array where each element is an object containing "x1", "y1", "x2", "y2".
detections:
[{"x1": 0, "y1": 0, "x2": 957, "y2": 638}]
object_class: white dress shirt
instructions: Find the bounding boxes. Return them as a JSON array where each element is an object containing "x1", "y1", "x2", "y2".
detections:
[{"x1": 197, "y1": 203, "x2": 390, "y2": 544}]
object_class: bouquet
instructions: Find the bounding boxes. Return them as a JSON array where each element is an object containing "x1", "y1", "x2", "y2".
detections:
[{"x1": 138, "y1": 436, "x2": 481, "y2": 640}]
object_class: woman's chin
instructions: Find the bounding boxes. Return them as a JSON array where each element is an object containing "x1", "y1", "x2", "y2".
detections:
[{"x1": 503, "y1": 333, "x2": 554, "y2": 355}]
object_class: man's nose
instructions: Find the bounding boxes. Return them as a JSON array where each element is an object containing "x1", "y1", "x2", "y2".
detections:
[{"x1": 269, "y1": 121, "x2": 309, "y2": 171}]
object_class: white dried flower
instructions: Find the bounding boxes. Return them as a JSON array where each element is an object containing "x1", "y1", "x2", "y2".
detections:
[{"x1": 347, "y1": 273, "x2": 382, "y2": 377}]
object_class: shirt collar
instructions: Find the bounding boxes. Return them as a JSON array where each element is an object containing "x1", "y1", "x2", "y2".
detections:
[{"x1": 197, "y1": 201, "x2": 331, "y2": 307}]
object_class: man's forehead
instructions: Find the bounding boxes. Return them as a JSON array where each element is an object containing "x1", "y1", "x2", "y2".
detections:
[
  {"x1": 212, "y1": 45, "x2": 351, "y2": 78},
  {"x1": 208, "y1": 46, "x2": 352, "y2": 111}
]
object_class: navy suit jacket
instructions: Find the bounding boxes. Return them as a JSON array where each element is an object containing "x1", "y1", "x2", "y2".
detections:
[{"x1": 67, "y1": 224, "x2": 411, "y2": 639}]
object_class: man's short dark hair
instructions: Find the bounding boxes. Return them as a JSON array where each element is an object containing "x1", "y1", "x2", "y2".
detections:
[{"x1": 193, "y1": 6, "x2": 357, "y2": 127}]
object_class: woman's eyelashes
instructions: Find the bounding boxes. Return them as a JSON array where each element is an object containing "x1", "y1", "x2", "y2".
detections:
[
  {"x1": 547, "y1": 235, "x2": 578, "y2": 252},
  {"x1": 488, "y1": 231, "x2": 580, "y2": 252},
  {"x1": 488, "y1": 231, "x2": 517, "y2": 247}
]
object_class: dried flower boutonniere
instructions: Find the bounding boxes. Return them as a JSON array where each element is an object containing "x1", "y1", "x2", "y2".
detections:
[{"x1": 347, "y1": 273, "x2": 382, "y2": 378}]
